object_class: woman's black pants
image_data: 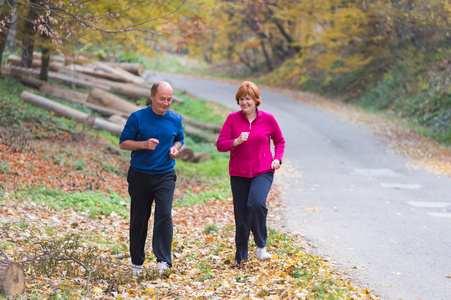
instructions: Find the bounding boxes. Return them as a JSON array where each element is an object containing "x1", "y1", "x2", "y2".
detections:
[{"x1": 231, "y1": 172, "x2": 274, "y2": 263}]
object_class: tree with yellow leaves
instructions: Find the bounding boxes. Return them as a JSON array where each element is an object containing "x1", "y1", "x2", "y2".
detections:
[{"x1": 0, "y1": 0, "x2": 203, "y2": 79}]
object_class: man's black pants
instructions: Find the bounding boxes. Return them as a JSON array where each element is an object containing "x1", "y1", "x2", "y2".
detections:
[{"x1": 127, "y1": 167, "x2": 176, "y2": 266}]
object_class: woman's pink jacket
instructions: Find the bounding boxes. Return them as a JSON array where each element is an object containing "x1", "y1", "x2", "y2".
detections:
[{"x1": 217, "y1": 109, "x2": 285, "y2": 178}]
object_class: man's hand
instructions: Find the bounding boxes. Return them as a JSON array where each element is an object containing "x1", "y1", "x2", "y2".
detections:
[
  {"x1": 143, "y1": 138, "x2": 159, "y2": 150},
  {"x1": 169, "y1": 147, "x2": 179, "y2": 159}
]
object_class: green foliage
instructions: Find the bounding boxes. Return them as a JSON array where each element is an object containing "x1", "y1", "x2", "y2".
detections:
[
  {"x1": 172, "y1": 92, "x2": 232, "y2": 127},
  {"x1": 0, "y1": 78, "x2": 84, "y2": 145},
  {"x1": 203, "y1": 224, "x2": 218, "y2": 234},
  {"x1": 175, "y1": 186, "x2": 230, "y2": 207},
  {"x1": 175, "y1": 153, "x2": 228, "y2": 182},
  {"x1": 0, "y1": 159, "x2": 11, "y2": 174},
  {"x1": 12, "y1": 187, "x2": 130, "y2": 219},
  {"x1": 353, "y1": 48, "x2": 451, "y2": 144}
]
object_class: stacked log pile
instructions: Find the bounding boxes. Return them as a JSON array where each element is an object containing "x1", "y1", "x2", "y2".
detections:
[{"x1": 5, "y1": 52, "x2": 219, "y2": 163}]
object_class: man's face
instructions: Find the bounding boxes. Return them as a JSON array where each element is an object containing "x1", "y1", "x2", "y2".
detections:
[{"x1": 150, "y1": 83, "x2": 173, "y2": 115}]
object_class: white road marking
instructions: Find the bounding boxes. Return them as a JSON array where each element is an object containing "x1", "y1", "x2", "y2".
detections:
[
  {"x1": 380, "y1": 183, "x2": 423, "y2": 189},
  {"x1": 427, "y1": 212, "x2": 451, "y2": 218},
  {"x1": 351, "y1": 168, "x2": 403, "y2": 177},
  {"x1": 407, "y1": 201, "x2": 450, "y2": 208}
]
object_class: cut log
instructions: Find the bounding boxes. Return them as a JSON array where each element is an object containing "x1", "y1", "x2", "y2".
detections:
[
  {"x1": 178, "y1": 146, "x2": 210, "y2": 163},
  {"x1": 64, "y1": 54, "x2": 91, "y2": 65},
  {"x1": 60, "y1": 68, "x2": 150, "y2": 101},
  {"x1": 107, "y1": 115, "x2": 127, "y2": 126},
  {"x1": 14, "y1": 76, "x2": 87, "y2": 103},
  {"x1": 184, "y1": 125, "x2": 218, "y2": 144},
  {"x1": 61, "y1": 68, "x2": 150, "y2": 100},
  {"x1": 192, "y1": 152, "x2": 211, "y2": 163},
  {"x1": 9, "y1": 66, "x2": 112, "y2": 91},
  {"x1": 104, "y1": 62, "x2": 144, "y2": 76},
  {"x1": 87, "y1": 88, "x2": 143, "y2": 116},
  {"x1": 20, "y1": 91, "x2": 124, "y2": 136},
  {"x1": 92, "y1": 62, "x2": 149, "y2": 86},
  {"x1": 64, "y1": 64, "x2": 130, "y2": 83},
  {"x1": 7, "y1": 54, "x2": 63, "y2": 71},
  {"x1": 0, "y1": 261, "x2": 25, "y2": 295},
  {"x1": 60, "y1": 67, "x2": 184, "y2": 103},
  {"x1": 32, "y1": 51, "x2": 66, "y2": 63},
  {"x1": 107, "y1": 82, "x2": 151, "y2": 101},
  {"x1": 13, "y1": 76, "x2": 129, "y2": 118},
  {"x1": 178, "y1": 146, "x2": 194, "y2": 162}
]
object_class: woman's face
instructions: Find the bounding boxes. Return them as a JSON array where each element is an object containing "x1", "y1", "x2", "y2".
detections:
[{"x1": 238, "y1": 94, "x2": 256, "y2": 115}]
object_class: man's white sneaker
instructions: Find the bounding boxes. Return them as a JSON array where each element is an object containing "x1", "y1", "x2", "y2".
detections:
[
  {"x1": 256, "y1": 247, "x2": 271, "y2": 261},
  {"x1": 131, "y1": 263, "x2": 143, "y2": 276},
  {"x1": 157, "y1": 261, "x2": 169, "y2": 274}
]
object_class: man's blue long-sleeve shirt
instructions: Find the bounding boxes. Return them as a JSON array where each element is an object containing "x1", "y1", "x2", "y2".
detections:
[{"x1": 120, "y1": 106, "x2": 184, "y2": 175}]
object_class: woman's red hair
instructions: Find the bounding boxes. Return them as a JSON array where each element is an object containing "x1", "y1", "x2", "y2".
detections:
[{"x1": 235, "y1": 81, "x2": 262, "y2": 107}]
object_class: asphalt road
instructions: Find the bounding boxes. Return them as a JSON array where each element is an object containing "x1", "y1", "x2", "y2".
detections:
[{"x1": 144, "y1": 71, "x2": 451, "y2": 300}]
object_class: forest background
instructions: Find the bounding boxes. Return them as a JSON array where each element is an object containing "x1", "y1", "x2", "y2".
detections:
[
  {"x1": 0, "y1": 0, "x2": 450, "y2": 299},
  {"x1": 1, "y1": 0, "x2": 450, "y2": 144}
]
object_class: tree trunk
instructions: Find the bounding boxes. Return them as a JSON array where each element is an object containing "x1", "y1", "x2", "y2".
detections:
[
  {"x1": 39, "y1": 47, "x2": 50, "y2": 81},
  {"x1": 0, "y1": 0, "x2": 18, "y2": 77},
  {"x1": 20, "y1": 91, "x2": 124, "y2": 136},
  {"x1": 20, "y1": 0, "x2": 39, "y2": 68},
  {"x1": 266, "y1": 4, "x2": 302, "y2": 54},
  {"x1": 0, "y1": 261, "x2": 25, "y2": 295},
  {"x1": 87, "y1": 88, "x2": 143, "y2": 116},
  {"x1": 260, "y1": 40, "x2": 273, "y2": 71}
]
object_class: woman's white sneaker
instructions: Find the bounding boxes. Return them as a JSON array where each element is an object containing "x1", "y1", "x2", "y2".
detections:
[
  {"x1": 157, "y1": 261, "x2": 169, "y2": 274},
  {"x1": 256, "y1": 247, "x2": 271, "y2": 261}
]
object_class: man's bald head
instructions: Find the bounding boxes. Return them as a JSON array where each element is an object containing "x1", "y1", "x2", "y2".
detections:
[{"x1": 151, "y1": 81, "x2": 173, "y2": 98}]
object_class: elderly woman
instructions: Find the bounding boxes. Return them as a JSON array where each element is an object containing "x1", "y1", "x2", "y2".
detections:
[{"x1": 217, "y1": 81, "x2": 285, "y2": 265}]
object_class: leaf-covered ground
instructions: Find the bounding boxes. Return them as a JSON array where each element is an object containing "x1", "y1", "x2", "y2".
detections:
[{"x1": 0, "y1": 127, "x2": 381, "y2": 299}]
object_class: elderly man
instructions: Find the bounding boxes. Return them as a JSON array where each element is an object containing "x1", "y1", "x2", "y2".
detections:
[{"x1": 120, "y1": 81, "x2": 184, "y2": 275}]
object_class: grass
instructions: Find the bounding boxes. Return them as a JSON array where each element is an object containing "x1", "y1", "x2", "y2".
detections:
[
  {"x1": 174, "y1": 186, "x2": 230, "y2": 207},
  {"x1": 172, "y1": 92, "x2": 232, "y2": 127},
  {"x1": 11, "y1": 187, "x2": 130, "y2": 218}
]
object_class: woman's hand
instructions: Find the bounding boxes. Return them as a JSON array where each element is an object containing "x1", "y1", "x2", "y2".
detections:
[
  {"x1": 271, "y1": 159, "x2": 281, "y2": 170},
  {"x1": 233, "y1": 132, "x2": 250, "y2": 147}
]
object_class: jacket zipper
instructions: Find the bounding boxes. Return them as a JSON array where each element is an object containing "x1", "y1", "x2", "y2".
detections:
[{"x1": 249, "y1": 120, "x2": 252, "y2": 177}]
